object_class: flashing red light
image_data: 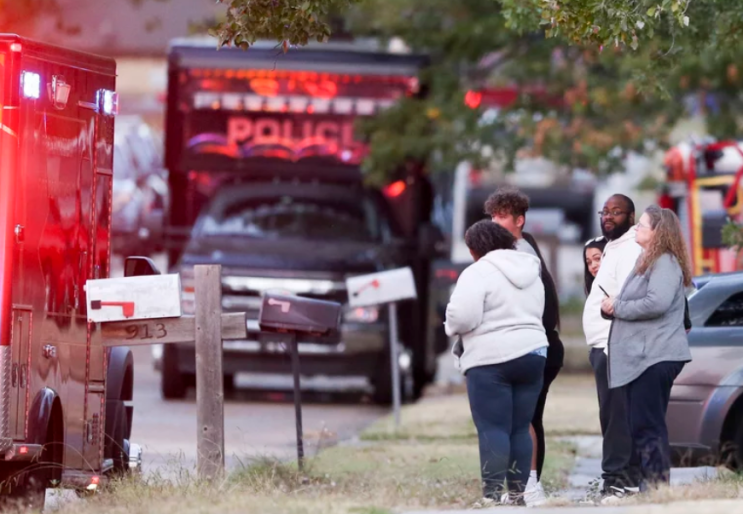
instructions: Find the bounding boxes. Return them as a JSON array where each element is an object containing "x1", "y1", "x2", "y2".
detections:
[
  {"x1": 435, "y1": 269, "x2": 460, "y2": 281},
  {"x1": 10, "y1": 43, "x2": 21, "y2": 53},
  {"x1": 19, "y1": 446, "x2": 28, "y2": 455},
  {"x1": 465, "y1": 90, "x2": 483, "y2": 109},
  {"x1": 91, "y1": 476, "x2": 100, "y2": 485},
  {"x1": 304, "y1": 80, "x2": 338, "y2": 99},
  {"x1": 250, "y1": 78, "x2": 280, "y2": 97},
  {"x1": 384, "y1": 180, "x2": 406, "y2": 198}
]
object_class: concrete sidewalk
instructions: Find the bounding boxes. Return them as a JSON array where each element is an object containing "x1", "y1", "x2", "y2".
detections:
[{"x1": 405, "y1": 501, "x2": 742, "y2": 514}]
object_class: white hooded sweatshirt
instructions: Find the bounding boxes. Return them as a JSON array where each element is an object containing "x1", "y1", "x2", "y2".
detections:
[
  {"x1": 445, "y1": 249, "x2": 548, "y2": 373},
  {"x1": 582, "y1": 226, "x2": 643, "y2": 350}
]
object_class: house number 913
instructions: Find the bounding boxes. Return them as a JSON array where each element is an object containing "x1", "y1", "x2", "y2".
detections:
[{"x1": 124, "y1": 323, "x2": 168, "y2": 340}]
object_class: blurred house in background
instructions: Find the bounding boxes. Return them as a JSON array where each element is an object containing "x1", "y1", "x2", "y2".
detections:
[{"x1": 19, "y1": 0, "x2": 226, "y2": 129}]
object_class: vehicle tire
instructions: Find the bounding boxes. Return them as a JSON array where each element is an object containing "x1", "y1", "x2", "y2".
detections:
[
  {"x1": 161, "y1": 345, "x2": 187, "y2": 399},
  {"x1": 723, "y1": 421, "x2": 743, "y2": 471},
  {"x1": 110, "y1": 402, "x2": 129, "y2": 475},
  {"x1": 224, "y1": 374, "x2": 235, "y2": 392},
  {"x1": 371, "y1": 353, "x2": 414, "y2": 406}
]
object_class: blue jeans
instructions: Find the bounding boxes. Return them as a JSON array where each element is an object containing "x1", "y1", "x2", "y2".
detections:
[{"x1": 466, "y1": 354, "x2": 546, "y2": 498}]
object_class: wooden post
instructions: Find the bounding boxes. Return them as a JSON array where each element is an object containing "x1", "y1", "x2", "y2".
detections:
[{"x1": 195, "y1": 264, "x2": 224, "y2": 481}]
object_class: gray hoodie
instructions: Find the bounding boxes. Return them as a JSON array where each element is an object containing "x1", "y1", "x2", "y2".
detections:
[{"x1": 445, "y1": 249, "x2": 548, "y2": 373}]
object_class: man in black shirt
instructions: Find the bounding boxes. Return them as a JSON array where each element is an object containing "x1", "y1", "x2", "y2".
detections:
[{"x1": 485, "y1": 187, "x2": 564, "y2": 506}]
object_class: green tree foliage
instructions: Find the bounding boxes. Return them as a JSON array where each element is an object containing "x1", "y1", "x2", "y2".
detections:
[
  {"x1": 201, "y1": 1, "x2": 743, "y2": 181},
  {"x1": 211, "y1": 0, "x2": 362, "y2": 50}
]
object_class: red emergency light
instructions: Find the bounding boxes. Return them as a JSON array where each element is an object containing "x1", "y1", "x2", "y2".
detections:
[{"x1": 383, "y1": 180, "x2": 407, "y2": 198}]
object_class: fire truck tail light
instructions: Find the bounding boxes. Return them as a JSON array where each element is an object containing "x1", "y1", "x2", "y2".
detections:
[
  {"x1": 10, "y1": 43, "x2": 21, "y2": 53},
  {"x1": 21, "y1": 72, "x2": 41, "y2": 99},
  {"x1": 99, "y1": 89, "x2": 119, "y2": 116},
  {"x1": 18, "y1": 446, "x2": 28, "y2": 455}
]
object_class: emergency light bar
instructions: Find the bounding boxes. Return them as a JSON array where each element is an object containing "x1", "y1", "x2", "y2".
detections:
[
  {"x1": 21, "y1": 71, "x2": 40, "y2": 99},
  {"x1": 192, "y1": 92, "x2": 395, "y2": 116}
]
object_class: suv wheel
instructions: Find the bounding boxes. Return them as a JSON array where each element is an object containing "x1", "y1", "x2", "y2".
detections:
[{"x1": 161, "y1": 345, "x2": 187, "y2": 399}]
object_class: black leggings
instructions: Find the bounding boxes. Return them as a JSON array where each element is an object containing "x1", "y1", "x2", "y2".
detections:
[{"x1": 532, "y1": 365, "x2": 561, "y2": 480}]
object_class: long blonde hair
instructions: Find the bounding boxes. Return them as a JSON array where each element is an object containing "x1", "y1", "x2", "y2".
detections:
[{"x1": 635, "y1": 205, "x2": 692, "y2": 287}]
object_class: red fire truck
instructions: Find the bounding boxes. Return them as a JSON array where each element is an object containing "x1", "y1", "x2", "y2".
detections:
[
  {"x1": 0, "y1": 35, "x2": 138, "y2": 506},
  {"x1": 663, "y1": 140, "x2": 743, "y2": 275}
]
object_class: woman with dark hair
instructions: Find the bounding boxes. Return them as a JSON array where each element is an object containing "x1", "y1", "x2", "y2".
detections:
[
  {"x1": 584, "y1": 236, "x2": 608, "y2": 295},
  {"x1": 601, "y1": 206, "x2": 693, "y2": 492},
  {"x1": 445, "y1": 220, "x2": 548, "y2": 506}
]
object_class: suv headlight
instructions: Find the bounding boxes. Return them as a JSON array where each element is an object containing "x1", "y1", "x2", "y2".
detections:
[{"x1": 343, "y1": 306, "x2": 380, "y2": 323}]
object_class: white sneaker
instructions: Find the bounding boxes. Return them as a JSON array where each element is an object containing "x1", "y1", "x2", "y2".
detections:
[
  {"x1": 600, "y1": 486, "x2": 628, "y2": 505},
  {"x1": 524, "y1": 480, "x2": 548, "y2": 508},
  {"x1": 500, "y1": 492, "x2": 513, "y2": 505},
  {"x1": 471, "y1": 497, "x2": 496, "y2": 509}
]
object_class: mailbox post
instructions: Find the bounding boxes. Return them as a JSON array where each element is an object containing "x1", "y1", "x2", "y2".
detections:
[
  {"x1": 91, "y1": 261, "x2": 342, "y2": 478},
  {"x1": 89, "y1": 262, "x2": 247, "y2": 482},
  {"x1": 346, "y1": 268, "x2": 417, "y2": 429},
  {"x1": 258, "y1": 293, "x2": 342, "y2": 472}
]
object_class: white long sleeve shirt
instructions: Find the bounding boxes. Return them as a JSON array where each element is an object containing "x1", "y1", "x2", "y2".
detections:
[{"x1": 582, "y1": 227, "x2": 643, "y2": 350}]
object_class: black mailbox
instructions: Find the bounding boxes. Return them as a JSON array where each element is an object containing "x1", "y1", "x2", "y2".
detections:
[
  {"x1": 257, "y1": 292, "x2": 343, "y2": 472},
  {"x1": 258, "y1": 293, "x2": 342, "y2": 335}
]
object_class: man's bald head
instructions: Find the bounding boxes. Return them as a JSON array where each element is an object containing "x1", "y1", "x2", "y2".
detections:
[
  {"x1": 600, "y1": 194, "x2": 636, "y2": 240},
  {"x1": 610, "y1": 194, "x2": 635, "y2": 216}
]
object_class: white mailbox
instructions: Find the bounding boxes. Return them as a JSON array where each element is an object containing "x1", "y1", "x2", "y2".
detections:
[
  {"x1": 85, "y1": 274, "x2": 183, "y2": 323},
  {"x1": 345, "y1": 267, "x2": 417, "y2": 308}
]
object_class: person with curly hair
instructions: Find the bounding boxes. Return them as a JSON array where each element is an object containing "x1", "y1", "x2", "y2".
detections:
[
  {"x1": 445, "y1": 220, "x2": 547, "y2": 506},
  {"x1": 601, "y1": 206, "x2": 693, "y2": 494},
  {"x1": 484, "y1": 186, "x2": 563, "y2": 506}
]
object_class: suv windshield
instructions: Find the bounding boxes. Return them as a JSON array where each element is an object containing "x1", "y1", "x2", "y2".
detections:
[{"x1": 197, "y1": 192, "x2": 382, "y2": 243}]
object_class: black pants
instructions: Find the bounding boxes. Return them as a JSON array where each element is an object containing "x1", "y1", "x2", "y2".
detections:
[
  {"x1": 625, "y1": 361, "x2": 685, "y2": 489},
  {"x1": 589, "y1": 348, "x2": 640, "y2": 490},
  {"x1": 466, "y1": 355, "x2": 545, "y2": 498},
  {"x1": 531, "y1": 365, "x2": 561, "y2": 480}
]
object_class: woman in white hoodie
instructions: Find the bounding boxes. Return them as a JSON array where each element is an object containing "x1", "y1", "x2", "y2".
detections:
[{"x1": 446, "y1": 220, "x2": 548, "y2": 505}]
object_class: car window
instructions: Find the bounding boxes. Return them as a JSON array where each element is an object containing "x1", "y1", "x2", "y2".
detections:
[
  {"x1": 705, "y1": 292, "x2": 743, "y2": 327},
  {"x1": 198, "y1": 195, "x2": 381, "y2": 242}
]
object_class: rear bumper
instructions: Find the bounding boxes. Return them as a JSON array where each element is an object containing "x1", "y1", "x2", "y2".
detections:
[{"x1": 172, "y1": 320, "x2": 388, "y2": 377}]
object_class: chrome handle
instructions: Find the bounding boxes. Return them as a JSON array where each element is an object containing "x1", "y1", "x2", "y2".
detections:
[
  {"x1": 10, "y1": 364, "x2": 17, "y2": 388},
  {"x1": 19, "y1": 365, "x2": 25, "y2": 389},
  {"x1": 42, "y1": 345, "x2": 57, "y2": 359},
  {"x1": 14, "y1": 225, "x2": 24, "y2": 244}
]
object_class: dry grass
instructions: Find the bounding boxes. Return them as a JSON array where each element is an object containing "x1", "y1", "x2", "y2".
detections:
[
  {"x1": 623, "y1": 470, "x2": 743, "y2": 505},
  {"x1": 542, "y1": 374, "x2": 600, "y2": 436},
  {"x1": 37, "y1": 389, "x2": 579, "y2": 514},
  {"x1": 366, "y1": 373, "x2": 600, "y2": 441},
  {"x1": 46, "y1": 437, "x2": 575, "y2": 514}
]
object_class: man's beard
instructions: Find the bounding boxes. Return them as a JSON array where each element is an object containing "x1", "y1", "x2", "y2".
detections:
[{"x1": 601, "y1": 218, "x2": 633, "y2": 240}]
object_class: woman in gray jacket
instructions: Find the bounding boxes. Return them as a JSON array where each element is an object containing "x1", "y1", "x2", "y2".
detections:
[{"x1": 600, "y1": 205, "x2": 692, "y2": 490}]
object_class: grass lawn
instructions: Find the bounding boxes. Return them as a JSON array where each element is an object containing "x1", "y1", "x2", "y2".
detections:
[{"x1": 40, "y1": 387, "x2": 578, "y2": 514}]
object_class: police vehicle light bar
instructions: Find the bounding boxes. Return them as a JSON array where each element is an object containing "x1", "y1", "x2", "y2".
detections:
[{"x1": 22, "y1": 72, "x2": 40, "y2": 99}]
